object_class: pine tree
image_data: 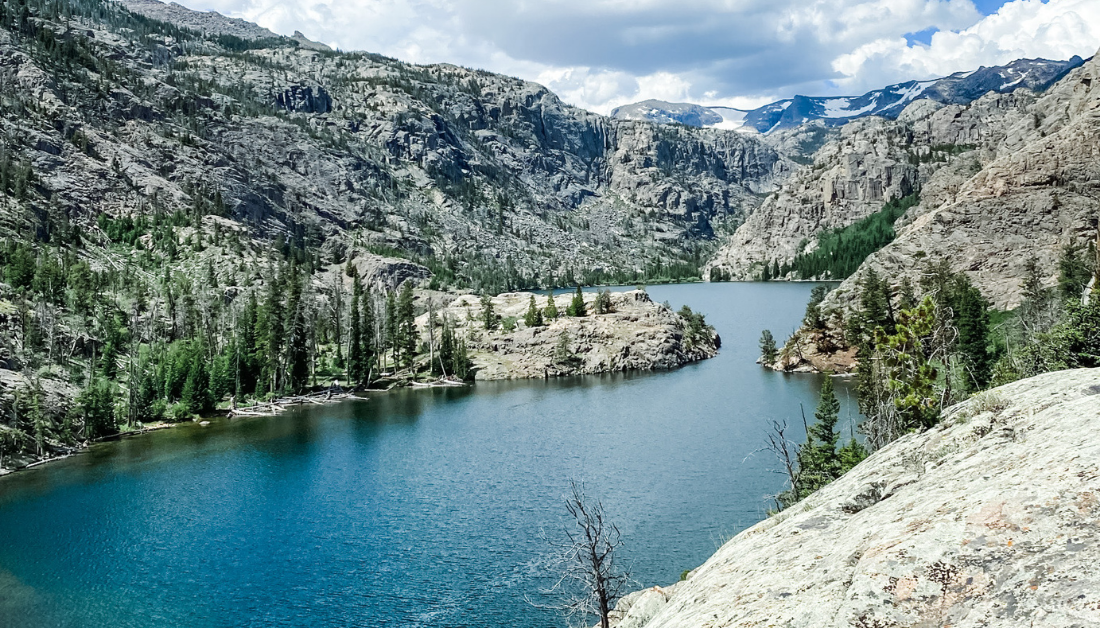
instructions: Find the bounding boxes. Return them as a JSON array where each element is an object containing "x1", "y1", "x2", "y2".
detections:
[
  {"x1": 436, "y1": 315, "x2": 455, "y2": 376},
  {"x1": 544, "y1": 289, "x2": 559, "y2": 319},
  {"x1": 396, "y1": 282, "x2": 417, "y2": 370},
  {"x1": 348, "y1": 276, "x2": 364, "y2": 385},
  {"x1": 837, "y1": 436, "x2": 868, "y2": 474},
  {"x1": 181, "y1": 344, "x2": 213, "y2": 415},
  {"x1": 803, "y1": 284, "x2": 829, "y2": 330},
  {"x1": 481, "y1": 294, "x2": 499, "y2": 330},
  {"x1": 759, "y1": 329, "x2": 777, "y2": 364},
  {"x1": 260, "y1": 266, "x2": 285, "y2": 392},
  {"x1": 798, "y1": 376, "x2": 842, "y2": 494},
  {"x1": 361, "y1": 288, "x2": 376, "y2": 380},
  {"x1": 877, "y1": 296, "x2": 940, "y2": 431},
  {"x1": 1017, "y1": 258, "x2": 1055, "y2": 338},
  {"x1": 950, "y1": 277, "x2": 992, "y2": 392},
  {"x1": 897, "y1": 276, "x2": 917, "y2": 312},
  {"x1": 78, "y1": 377, "x2": 117, "y2": 438},
  {"x1": 1058, "y1": 244, "x2": 1094, "y2": 301},
  {"x1": 858, "y1": 268, "x2": 892, "y2": 331},
  {"x1": 235, "y1": 291, "x2": 260, "y2": 395},
  {"x1": 453, "y1": 333, "x2": 471, "y2": 380},
  {"x1": 568, "y1": 286, "x2": 586, "y2": 317},
  {"x1": 594, "y1": 290, "x2": 613, "y2": 315},
  {"x1": 524, "y1": 294, "x2": 544, "y2": 327},
  {"x1": 384, "y1": 290, "x2": 397, "y2": 370},
  {"x1": 286, "y1": 277, "x2": 311, "y2": 392}
]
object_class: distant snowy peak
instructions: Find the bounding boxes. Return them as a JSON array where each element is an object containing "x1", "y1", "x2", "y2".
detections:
[
  {"x1": 610, "y1": 56, "x2": 1086, "y2": 134},
  {"x1": 611, "y1": 100, "x2": 727, "y2": 127}
]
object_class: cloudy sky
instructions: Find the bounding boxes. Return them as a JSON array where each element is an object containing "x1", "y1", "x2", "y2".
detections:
[{"x1": 185, "y1": 0, "x2": 1100, "y2": 114}]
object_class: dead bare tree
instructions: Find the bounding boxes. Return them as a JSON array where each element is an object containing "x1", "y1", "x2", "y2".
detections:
[
  {"x1": 536, "y1": 480, "x2": 631, "y2": 628},
  {"x1": 763, "y1": 418, "x2": 800, "y2": 511}
]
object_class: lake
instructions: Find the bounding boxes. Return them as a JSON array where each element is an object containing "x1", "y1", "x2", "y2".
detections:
[{"x1": 0, "y1": 282, "x2": 858, "y2": 627}]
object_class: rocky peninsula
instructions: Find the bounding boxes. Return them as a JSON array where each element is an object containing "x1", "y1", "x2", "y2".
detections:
[
  {"x1": 609, "y1": 367, "x2": 1100, "y2": 628},
  {"x1": 421, "y1": 289, "x2": 719, "y2": 380}
]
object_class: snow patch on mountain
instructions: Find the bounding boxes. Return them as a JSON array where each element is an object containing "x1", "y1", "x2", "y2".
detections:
[
  {"x1": 611, "y1": 56, "x2": 1086, "y2": 134},
  {"x1": 820, "y1": 97, "x2": 877, "y2": 118},
  {"x1": 707, "y1": 107, "x2": 749, "y2": 131}
]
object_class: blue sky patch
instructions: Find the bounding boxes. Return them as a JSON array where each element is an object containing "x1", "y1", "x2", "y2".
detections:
[
  {"x1": 971, "y1": 0, "x2": 1013, "y2": 16},
  {"x1": 905, "y1": 28, "x2": 939, "y2": 46}
]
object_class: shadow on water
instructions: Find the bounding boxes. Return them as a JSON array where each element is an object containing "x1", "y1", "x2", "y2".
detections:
[{"x1": 0, "y1": 282, "x2": 860, "y2": 628}]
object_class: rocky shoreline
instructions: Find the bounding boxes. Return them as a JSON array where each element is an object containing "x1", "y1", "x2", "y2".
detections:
[
  {"x1": 0, "y1": 393, "x2": 362, "y2": 476},
  {"x1": 424, "y1": 290, "x2": 720, "y2": 381},
  {"x1": 607, "y1": 368, "x2": 1100, "y2": 628},
  {"x1": 2, "y1": 290, "x2": 718, "y2": 475}
]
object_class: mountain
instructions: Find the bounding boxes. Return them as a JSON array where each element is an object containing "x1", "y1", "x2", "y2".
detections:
[
  {"x1": 823, "y1": 46, "x2": 1100, "y2": 310},
  {"x1": 611, "y1": 56, "x2": 1085, "y2": 134},
  {"x1": 725, "y1": 46, "x2": 1100, "y2": 378},
  {"x1": 0, "y1": 0, "x2": 792, "y2": 300},
  {"x1": 0, "y1": 0, "x2": 786, "y2": 466}
]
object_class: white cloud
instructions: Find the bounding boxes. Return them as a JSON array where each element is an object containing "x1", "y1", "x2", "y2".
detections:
[
  {"x1": 182, "y1": 0, "x2": 1100, "y2": 114},
  {"x1": 833, "y1": 0, "x2": 1100, "y2": 90}
]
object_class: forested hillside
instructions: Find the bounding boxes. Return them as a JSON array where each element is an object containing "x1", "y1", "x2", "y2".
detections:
[{"x1": 0, "y1": 0, "x2": 777, "y2": 467}]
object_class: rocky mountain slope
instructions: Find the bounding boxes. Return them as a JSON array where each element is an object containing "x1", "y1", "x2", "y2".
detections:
[
  {"x1": 611, "y1": 57, "x2": 1084, "y2": 134},
  {"x1": 418, "y1": 290, "x2": 717, "y2": 380},
  {"x1": 837, "y1": 49, "x2": 1100, "y2": 312},
  {"x1": 612, "y1": 367, "x2": 1100, "y2": 628},
  {"x1": 770, "y1": 42, "x2": 1100, "y2": 360},
  {"x1": 0, "y1": 0, "x2": 792, "y2": 293},
  {"x1": 706, "y1": 48, "x2": 1099, "y2": 289}
]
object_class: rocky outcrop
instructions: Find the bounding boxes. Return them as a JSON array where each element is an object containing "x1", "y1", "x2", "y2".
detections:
[
  {"x1": 854, "y1": 51, "x2": 1100, "y2": 311},
  {"x1": 421, "y1": 290, "x2": 718, "y2": 380},
  {"x1": 120, "y1": 0, "x2": 281, "y2": 40},
  {"x1": 707, "y1": 84, "x2": 1049, "y2": 282},
  {"x1": 767, "y1": 322, "x2": 857, "y2": 374},
  {"x1": 618, "y1": 367, "x2": 1100, "y2": 628},
  {"x1": 783, "y1": 46, "x2": 1100, "y2": 361},
  {"x1": 5, "y1": 0, "x2": 790, "y2": 287},
  {"x1": 345, "y1": 251, "x2": 432, "y2": 291},
  {"x1": 707, "y1": 115, "x2": 922, "y2": 280}
]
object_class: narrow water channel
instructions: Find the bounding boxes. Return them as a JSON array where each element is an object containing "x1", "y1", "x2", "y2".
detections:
[{"x1": 0, "y1": 282, "x2": 858, "y2": 627}]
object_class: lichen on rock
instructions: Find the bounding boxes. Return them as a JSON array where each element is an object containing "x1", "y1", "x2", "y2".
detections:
[{"x1": 613, "y1": 368, "x2": 1100, "y2": 628}]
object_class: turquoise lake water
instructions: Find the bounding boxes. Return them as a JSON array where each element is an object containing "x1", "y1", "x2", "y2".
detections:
[{"x1": 0, "y1": 282, "x2": 859, "y2": 627}]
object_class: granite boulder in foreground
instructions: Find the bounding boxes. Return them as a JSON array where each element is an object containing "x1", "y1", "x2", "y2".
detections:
[{"x1": 617, "y1": 368, "x2": 1100, "y2": 628}]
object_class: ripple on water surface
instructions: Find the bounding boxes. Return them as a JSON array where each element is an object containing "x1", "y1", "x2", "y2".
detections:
[{"x1": 0, "y1": 283, "x2": 860, "y2": 628}]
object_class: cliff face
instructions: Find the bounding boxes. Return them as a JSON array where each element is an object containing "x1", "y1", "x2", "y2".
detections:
[
  {"x1": 851, "y1": 50, "x2": 1100, "y2": 311},
  {"x1": 706, "y1": 83, "x2": 1051, "y2": 283},
  {"x1": 796, "y1": 47, "x2": 1100, "y2": 345},
  {"x1": 707, "y1": 115, "x2": 920, "y2": 280},
  {"x1": 0, "y1": 0, "x2": 790, "y2": 287},
  {"x1": 618, "y1": 367, "x2": 1100, "y2": 628},
  {"x1": 419, "y1": 290, "x2": 718, "y2": 380}
]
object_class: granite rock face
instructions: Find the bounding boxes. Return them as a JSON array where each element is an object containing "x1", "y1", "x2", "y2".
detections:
[
  {"x1": 420, "y1": 290, "x2": 718, "y2": 380},
  {"x1": 619, "y1": 368, "x2": 1100, "y2": 628},
  {"x1": 791, "y1": 47, "x2": 1100, "y2": 363},
  {"x1": 714, "y1": 50, "x2": 1100, "y2": 384},
  {"x1": 0, "y1": 0, "x2": 790, "y2": 286},
  {"x1": 707, "y1": 115, "x2": 921, "y2": 281},
  {"x1": 858, "y1": 51, "x2": 1100, "y2": 311},
  {"x1": 120, "y1": 0, "x2": 281, "y2": 39},
  {"x1": 706, "y1": 85, "x2": 1050, "y2": 283}
]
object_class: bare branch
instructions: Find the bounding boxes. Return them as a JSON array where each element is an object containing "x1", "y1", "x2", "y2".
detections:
[{"x1": 531, "y1": 480, "x2": 632, "y2": 628}]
